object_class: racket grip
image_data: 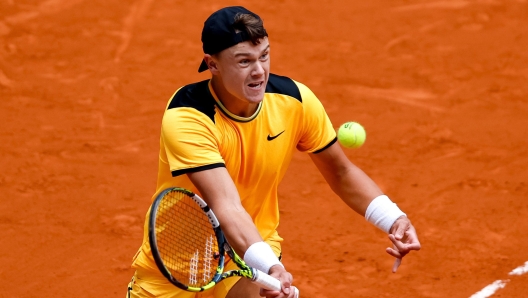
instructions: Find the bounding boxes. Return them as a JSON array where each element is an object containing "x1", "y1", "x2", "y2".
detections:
[
  {"x1": 252, "y1": 268, "x2": 281, "y2": 291},
  {"x1": 252, "y1": 269, "x2": 300, "y2": 297}
]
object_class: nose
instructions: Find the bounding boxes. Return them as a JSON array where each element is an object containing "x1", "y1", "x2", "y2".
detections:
[{"x1": 251, "y1": 61, "x2": 265, "y2": 77}]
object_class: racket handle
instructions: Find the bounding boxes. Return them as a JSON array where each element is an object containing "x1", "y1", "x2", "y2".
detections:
[
  {"x1": 252, "y1": 268, "x2": 281, "y2": 291},
  {"x1": 252, "y1": 269, "x2": 300, "y2": 297}
]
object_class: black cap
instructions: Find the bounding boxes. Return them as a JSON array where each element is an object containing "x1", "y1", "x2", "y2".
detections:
[{"x1": 198, "y1": 6, "x2": 266, "y2": 72}]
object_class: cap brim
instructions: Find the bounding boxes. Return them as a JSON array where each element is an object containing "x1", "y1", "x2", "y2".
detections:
[{"x1": 198, "y1": 59, "x2": 208, "y2": 72}]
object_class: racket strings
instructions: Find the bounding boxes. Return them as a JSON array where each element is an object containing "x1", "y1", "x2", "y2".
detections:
[{"x1": 154, "y1": 190, "x2": 219, "y2": 287}]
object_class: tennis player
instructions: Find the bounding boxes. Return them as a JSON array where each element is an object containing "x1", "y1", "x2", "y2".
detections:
[{"x1": 127, "y1": 6, "x2": 421, "y2": 298}]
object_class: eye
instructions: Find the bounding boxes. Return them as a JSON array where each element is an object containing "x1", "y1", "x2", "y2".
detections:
[
  {"x1": 239, "y1": 59, "x2": 250, "y2": 66},
  {"x1": 260, "y1": 52, "x2": 269, "y2": 60}
]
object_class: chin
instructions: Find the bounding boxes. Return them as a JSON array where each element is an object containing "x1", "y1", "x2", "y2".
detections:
[
  {"x1": 245, "y1": 94, "x2": 265, "y2": 104},
  {"x1": 243, "y1": 90, "x2": 265, "y2": 103}
]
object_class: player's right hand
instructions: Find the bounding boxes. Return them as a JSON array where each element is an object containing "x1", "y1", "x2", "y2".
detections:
[{"x1": 259, "y1": 265, "x2": 298, "y2": 298}]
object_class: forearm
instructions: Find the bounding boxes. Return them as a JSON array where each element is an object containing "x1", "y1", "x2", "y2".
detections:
[
  {"x1": 213, "y1": 205, "x2": 263, "y2": 255},
  {"x1": 311, "y1": 143, "x2": 420, "y2": 272},
  {"x1": 187, "y1": 168, "x2": 283, "y2": 274},
  {"x1": 187, "y1": 167, "x2": 262, "y2": 255},
  {"x1": 326, "y1": 163, "x2": 383, "y2": 216}
]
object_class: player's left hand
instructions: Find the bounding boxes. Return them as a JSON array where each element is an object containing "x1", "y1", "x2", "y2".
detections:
[{"x1": 386, "y1": 216, "x2": 421, "y2": 273}]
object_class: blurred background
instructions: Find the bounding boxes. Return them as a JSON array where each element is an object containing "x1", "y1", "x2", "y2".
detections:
[{"x1": 1, "y1": 0, "x2": 527, "y2": 297}]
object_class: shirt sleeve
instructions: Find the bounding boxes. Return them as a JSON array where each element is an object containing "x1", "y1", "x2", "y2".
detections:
[
  {"x1": 295, "y1": 81, "x2": 337, "y2": 153},
  {"x1": 161, "y1": 107, "x2": 225, "y2": 176}
]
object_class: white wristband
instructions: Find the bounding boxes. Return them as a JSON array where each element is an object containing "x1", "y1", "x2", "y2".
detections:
[
  {"x1": 243, "y1": 241, "x2": 283, "y2": 274},
  {"x1": 365, "y1": 195, "x2": 406, "y2": 233}
]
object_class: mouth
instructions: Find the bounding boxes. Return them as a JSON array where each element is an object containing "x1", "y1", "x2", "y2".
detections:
[{"x1": 247, "y1": 81, "x2": 264, "y2": 90}]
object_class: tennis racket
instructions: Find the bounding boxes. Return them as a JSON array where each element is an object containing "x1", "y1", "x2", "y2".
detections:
[{"x1": 148, "y1": 187, "x2": 299, "y2": 296}]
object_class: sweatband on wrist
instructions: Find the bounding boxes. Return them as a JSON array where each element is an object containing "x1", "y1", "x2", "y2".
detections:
[
  {"x1": 243, "y1": 241, "x2": 283, "y2": 274},
  {"x1": 365, "y1": 195, "x2": 406, "y2": 233}
]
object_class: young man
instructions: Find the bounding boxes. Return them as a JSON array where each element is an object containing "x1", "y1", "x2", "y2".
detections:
[{"x1": 127, "y1": 6, "x2": 421, "y2": 298}]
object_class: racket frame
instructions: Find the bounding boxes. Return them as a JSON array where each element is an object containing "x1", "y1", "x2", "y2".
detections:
[
  {"x1": 148, "y1": 187, "x2": 291, "y2": 294},
  {"x1": 149, "y1": 187, "x2": 226, "y2": 291}
]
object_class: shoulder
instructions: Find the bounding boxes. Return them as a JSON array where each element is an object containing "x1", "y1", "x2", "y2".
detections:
[
  {"x1": 266, "y1": 73, "x2": 303, "y2": 103},
  {"x1": 166, "y1": 80, "x2": 216, "y2": 123},
  {"x1": 266, "y1": 73, "x2": 321, "y2": 106}
]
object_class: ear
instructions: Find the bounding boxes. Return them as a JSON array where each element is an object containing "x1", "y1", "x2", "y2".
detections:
[{"x1": 204, "y1": 54, "x2": 219, "y2": 75}]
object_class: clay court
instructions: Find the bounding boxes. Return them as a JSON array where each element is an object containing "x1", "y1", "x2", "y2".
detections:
[{"x1": 1, "y1": 0, "x2": 528, "y2": 297}]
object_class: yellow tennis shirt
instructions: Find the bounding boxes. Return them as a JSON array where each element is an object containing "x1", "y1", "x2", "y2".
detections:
[{"x1": 132, "y1": 73, "x2": 337, "y2": 271}]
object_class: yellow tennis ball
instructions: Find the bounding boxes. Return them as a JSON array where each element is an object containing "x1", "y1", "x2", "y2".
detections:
[{"x1": 337, "y1": 122, "x2": 366, "y2": 148}]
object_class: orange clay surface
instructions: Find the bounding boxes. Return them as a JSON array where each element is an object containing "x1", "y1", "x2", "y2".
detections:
[{"x1": 1, "y1": 1, "x2": 528, "y2": 297}]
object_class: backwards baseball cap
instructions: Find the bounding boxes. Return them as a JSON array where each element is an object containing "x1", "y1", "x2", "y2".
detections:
[{"x1": 198, "y1": 6, "x2": 267, "y2": 72}]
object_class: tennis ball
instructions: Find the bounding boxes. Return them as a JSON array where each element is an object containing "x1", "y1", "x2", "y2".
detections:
[{"x1": 337, "y1": 122, "x2": 366, "y2": 148}]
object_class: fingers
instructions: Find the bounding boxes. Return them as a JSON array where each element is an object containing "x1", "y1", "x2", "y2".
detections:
[
  {"x1": 260, "y1": 286, "x2": 298, "y2": 298},
  {"x1": 386, "y1": 227, "x2": 421, "y2": 272},
  {"x1": 386, "y1": 218, "x2": 421, "y2": 273},
  {"x1": 283, "y1": 286, "x2": 291, "y2": 295},
  {"x1": 386, "y1": 246, "x2": 403, "y2": 258},
  {"x1": 386, "y1": 240, "x2": 415, "y2": 261},
  {"x1": 392, "y1": 258, "x2": 401, "y2": 273},
  {"x1": 388, "y1": 234, "x2": 407, "y2": 252},
  {"x1": 261, "y1": 268, "x2": 296, "y2": 298},
  {"x1": 405, "y1": 228, "x2": 422, "y2": 251},
  {"x1": 259, "y1": 288, "x2": 280, "y2": 297},
  {"x1": 406, "y1": 242, "x2": 422, "y2": 251},
  {"x1": 393, "y1": 223, "x2": 407, "y2": 241},
  {"x1": 291, "y1": 286, "x2": 300, "y2": 298},
  {"x1": 385, "y1": 245, "x2": 404, "y2": 274},
  {"x1": 388, "y1": 233, "x2": 421, "y2": 253},
  {"x1": 279, "y1": 272, "x2": 292, "y2": 294},
  {"x1": 389, "y1": 216, "x2": 409, "y2": 240}
]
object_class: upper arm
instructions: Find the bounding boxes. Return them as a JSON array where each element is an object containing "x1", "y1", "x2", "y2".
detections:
[
  {"x1": 186, "y1": 166, "x2": 243, "y2": 213},
  {"x1": 309, "y1": 142, "x2": 353, "y2": 182},
  {"x1": 162, "y1": 108, "x2": 225, "y2": 176},
  {"x1": 294, "y1": 82, "x2": 337, "y2": 153}
]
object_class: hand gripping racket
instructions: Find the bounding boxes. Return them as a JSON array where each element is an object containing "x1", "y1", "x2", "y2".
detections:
[{"x1": 148, "y1": 187, "x2": 299, "y2": 296}]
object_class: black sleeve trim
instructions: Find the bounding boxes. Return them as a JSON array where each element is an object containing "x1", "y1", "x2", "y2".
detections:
[
  {"x1": 167, "y1": 80, "x2": 217, "y2": 123},
  {"x1": 265, "y1": 73, "x2": 302, "y2": 103},
  {"x1": 312, "y1": 137, "x2": 338, "y2": 154},
  {"x1": 171, "y1": 163, "x2": 226, "y2": 177}
]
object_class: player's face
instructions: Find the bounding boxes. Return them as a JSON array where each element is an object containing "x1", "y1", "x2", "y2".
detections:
[{"x1": 215, "y1": 38, "x2": 270, "y2": 106}]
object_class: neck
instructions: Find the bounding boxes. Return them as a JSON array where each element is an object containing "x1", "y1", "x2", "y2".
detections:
[{"x1": 210, "y1": 76, "x2": 259, "y2": 118}]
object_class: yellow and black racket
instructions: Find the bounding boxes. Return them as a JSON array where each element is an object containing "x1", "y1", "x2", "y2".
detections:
[{"x1": 148, "y1": 187, "x2": 299, "y2": 296}]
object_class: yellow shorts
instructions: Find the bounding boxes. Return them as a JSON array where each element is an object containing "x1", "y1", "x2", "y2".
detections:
[{"x1": 127, "y1": 231, "x2": 283, "y2": 298}]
